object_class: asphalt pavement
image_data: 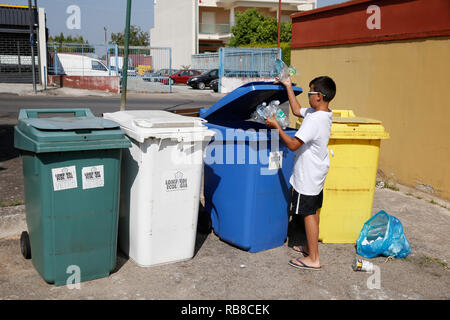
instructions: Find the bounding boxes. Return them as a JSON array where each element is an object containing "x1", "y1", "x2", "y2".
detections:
[{"x1": 0, "y1": 84, "x2": 449, "y2": 302}]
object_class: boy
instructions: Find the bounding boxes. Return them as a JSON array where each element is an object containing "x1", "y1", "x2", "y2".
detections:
[{"x1": 265, "y1": 76, "x2": 336, "y2": 270}]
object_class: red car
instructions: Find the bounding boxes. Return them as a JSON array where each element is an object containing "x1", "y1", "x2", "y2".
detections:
[{"x1": 166, "y1": 69, "x2": 202, "y2": 85}]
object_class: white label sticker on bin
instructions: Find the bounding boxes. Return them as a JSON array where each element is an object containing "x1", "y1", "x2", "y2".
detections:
[
  {"x1": 164, "y1": 171, "x2": 188, "y2": 192},
  {"x1": 52, "y1": 166, "x2": 78, "y2": 191},
  {"x1": 268, "y1": 151, "x2": 283, "y2": 170},
  {"x1": 82, "y1": 165, "x2": 104, "y2": 190}
]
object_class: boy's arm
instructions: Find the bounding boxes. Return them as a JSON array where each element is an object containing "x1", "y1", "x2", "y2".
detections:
[
  {"x1": 278, "y1": 77, "x2": 304, "y2": 118},
  {"x1": 265, "y1": 116, "x2": 304, "y2": 151}
]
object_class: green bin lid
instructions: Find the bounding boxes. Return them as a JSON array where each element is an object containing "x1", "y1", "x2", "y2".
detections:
[{"x1": 14, "y1": 108, "x2": 131, "y2": 153}]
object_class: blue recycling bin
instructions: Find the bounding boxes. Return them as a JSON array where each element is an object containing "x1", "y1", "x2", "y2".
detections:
[{"x1": 201, "y1": 82, "x2": 303, "y2": 252}]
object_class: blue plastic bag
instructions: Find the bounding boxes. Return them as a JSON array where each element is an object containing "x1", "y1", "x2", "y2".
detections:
[{"x1": 356, "y1": 210, "x2": 411, "y2": 258}]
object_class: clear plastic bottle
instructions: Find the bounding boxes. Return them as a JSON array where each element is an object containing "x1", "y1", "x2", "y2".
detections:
[
  {"x1": 267, "y1": 100, "x2": 279, "y2": 117},
  {"x1": 251, "y1": 102, "x2": 267, "y2": 124},
  {"x1": 273, "y1": 59, "x2": 297, "y2": 81},
  {"x1": 274, "y1": 109, "x2": 290, "y2": 129}
]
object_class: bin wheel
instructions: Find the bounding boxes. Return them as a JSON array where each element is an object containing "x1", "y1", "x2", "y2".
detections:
[
  {"x1": 197, "y1": 207, "x2": 212, "y2": 234},
  {"x1": 20, "y1": 231, "x2": 31, "y2": 259}
]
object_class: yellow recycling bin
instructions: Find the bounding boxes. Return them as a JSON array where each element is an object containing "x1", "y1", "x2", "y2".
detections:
[{"x1": 296, "y1": 110, "x2": 389, "y2": 243}]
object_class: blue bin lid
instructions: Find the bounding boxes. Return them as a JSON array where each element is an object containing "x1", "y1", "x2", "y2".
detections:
[{"x1": 202, "y1": 81, "x2": 303, "y2": 122}]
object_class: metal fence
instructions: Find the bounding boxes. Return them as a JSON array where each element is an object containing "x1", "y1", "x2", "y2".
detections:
[
  {"x1": 192, "y1": 47, "x2": 281, "y2": 77},
  {"x1": 191, "y1": 52, "x2": 219, "y2": 72},
  {"x1": 46, "y1": 43, "x2": 172, "y2": 92},
  {"x1": 219, "y1": 47, "x2": 281, "y2": 78}
]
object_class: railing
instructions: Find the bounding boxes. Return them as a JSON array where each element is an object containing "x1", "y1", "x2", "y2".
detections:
[
  {"x1": 219, "y1": 47, "x2": 282, "y2": 78},
  {"x1": 46, "y1": 43, "x2": 173, "y2": 92},
  {"x1": 199, "y1": 23, "x2": 231, "y2": 35}
]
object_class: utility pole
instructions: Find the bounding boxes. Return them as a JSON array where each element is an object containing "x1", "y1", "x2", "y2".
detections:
[
  {"x1": 120, "y1": 0, "x2": 132, "y2": 111},
  {"x1": 28, "y1": 0, "x2": 37, "y2": 93},
  {"x1": 277, "y1": 0, "x2": 281, "y2": 49}
]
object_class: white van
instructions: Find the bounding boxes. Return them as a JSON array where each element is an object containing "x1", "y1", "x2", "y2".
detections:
[
  {"x1": 109, "y1": 55, "x2": 137, "y2": 76},
  {"x1": 54, "y1": 53, "x2": 117, "y2": 76}
]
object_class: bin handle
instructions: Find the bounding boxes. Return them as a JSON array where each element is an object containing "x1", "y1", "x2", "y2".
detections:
[{"x1": 18, "y1": 108, "x2": 95, "y2": 119}]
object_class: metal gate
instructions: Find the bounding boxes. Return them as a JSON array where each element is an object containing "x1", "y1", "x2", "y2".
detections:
[
  {"x1": 47, "y1": 43, "x2": 172, "y2": 93},
  {"x1": 0, "y1": 33, "x2": 39, "y2": 83}
]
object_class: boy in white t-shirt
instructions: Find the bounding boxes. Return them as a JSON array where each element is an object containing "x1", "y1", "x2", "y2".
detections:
[{"x1": 265, "y1": 76, "x2": 336, "y2": 271}]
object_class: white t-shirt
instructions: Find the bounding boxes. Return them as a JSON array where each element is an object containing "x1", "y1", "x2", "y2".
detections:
[{"x1": 289, "y1": 107, "x2": 332, "y2": 196}]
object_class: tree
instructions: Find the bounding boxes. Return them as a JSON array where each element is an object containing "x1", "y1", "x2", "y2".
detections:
[
  {"x1": 110, "y1": 25, "x2": 149, "y2": 46},
  {"x1": 228, "y1": 8, "x2": 291, "y2": 46},
  {"x1": 49, "y1": 32, "x2": 89, "y2": 44},
  {"x1": 48, "y1": 32, "x2": 94, "y2": 54}
]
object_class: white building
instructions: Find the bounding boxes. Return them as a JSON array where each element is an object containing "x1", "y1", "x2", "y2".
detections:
[{"x1": 150, "y1": 0, "x2": 316, "y2": 69}]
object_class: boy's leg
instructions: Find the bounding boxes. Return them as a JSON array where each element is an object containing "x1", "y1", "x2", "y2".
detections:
[
  {"x1": 305, "y1": 209, "x2": 320, "y2": 263},
  {"x1": 292, "y1": 209, "x2": 321, "y2": 268},
  {"x1": 301, "y1": 208, "x2": 320, "y2": 255}
]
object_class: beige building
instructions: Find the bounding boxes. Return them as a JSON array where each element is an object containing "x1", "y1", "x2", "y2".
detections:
[
  {"x1": 150, "y1": 0, "x2": 316, "y2": 68},
  {"x1": 290, "y1": 0, "x2": 450, "y2": 200}
]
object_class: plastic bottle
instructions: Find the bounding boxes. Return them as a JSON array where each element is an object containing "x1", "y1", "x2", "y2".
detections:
[
  {"x1": 273, "y1": 59, "x2": 297, "y2": 81},
  {"x1": 352, "y1": 258, "x2": 374, "y2": 272},
  {"x1": 274, "y1": 109, "x2": 289, "y2": 129},
  {"x1": 251, "y1": 102, "x2": 268, "y2": 124}
]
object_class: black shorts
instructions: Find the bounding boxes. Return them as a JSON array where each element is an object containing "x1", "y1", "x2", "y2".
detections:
[{"x1": 290, "y1": 188, "x2": 323, "y2": 216}]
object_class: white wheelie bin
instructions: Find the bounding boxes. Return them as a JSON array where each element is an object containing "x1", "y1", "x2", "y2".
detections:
[{"x1": 103, "y1": 110, "x2": 215, "y2": 266}]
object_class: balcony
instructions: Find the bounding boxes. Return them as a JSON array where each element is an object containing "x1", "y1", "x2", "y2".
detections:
[{"x1": 199, "y1": 23, "x2": 231, "y2": 35}]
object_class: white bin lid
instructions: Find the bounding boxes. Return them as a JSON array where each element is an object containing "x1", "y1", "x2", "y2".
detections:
[{"x1": 103, "y1": 110, "x2": 214, "y2": 143}]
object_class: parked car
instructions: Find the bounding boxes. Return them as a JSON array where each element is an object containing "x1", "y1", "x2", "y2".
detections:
[
  {"x1": 53, "y1": 53, "x2": 116, "y2": 76},
  {"x1": 143, "y1": 68, "x2": 179, "y2": 82},
  {"x1": 210, "y1": 78, "x2": 219, "y2": 92},
  {"x1": 165, "y1": 69, "x2": 202, "y2": 85},
  {"x1": 187, "y1": 68, "x2": 219, "y2": 90}
]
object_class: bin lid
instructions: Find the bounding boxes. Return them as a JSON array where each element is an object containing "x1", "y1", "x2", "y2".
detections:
[
  {"x1": 201, "y1": 81, "x2": 303, "y2": 122},
  {"x1": 14, "y1": 108, "x2": 131, "y2": 153},
  {"x1": 103, "y1": 110, "x2": 215, "y2": 143},
  {"x1": 296, "y1": 109, "x2": 390, "y2": 140},
  {"x1": 20, "y1": 117, "x2": 120, "y2": 131}
]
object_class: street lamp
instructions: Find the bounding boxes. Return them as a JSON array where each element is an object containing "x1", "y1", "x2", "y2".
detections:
[
  {"x1": 120, "y1": 0, "x2": 132, "y2": 111},
  {"x1": 277, "y1": 0, "x2": 281, "y2": 48}
]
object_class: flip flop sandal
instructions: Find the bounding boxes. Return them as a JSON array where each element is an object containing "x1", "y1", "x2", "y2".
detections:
[
  {"x1": 288, "y1": 258, "x2": 321, "y2": 271},
  {"x1": 292, "y1": 245, "x2": 309, "y2": 257}
]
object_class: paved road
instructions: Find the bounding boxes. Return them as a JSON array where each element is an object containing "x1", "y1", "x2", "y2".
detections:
[{"x1": 0, "y1": 92, "x2": 223, "y2": 118}]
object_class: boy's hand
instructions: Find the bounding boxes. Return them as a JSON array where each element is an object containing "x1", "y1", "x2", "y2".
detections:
[
  {"x1": 274, "y1": 76, "x2": 292, "y2": 88},
  {"x1": 265, "y1": 115, "x2": 281, "y2": 130}
]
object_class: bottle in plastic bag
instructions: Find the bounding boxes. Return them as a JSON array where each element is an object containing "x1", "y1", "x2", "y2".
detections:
[
  {"x1": 267, "y1": 100, "x2": 289, "y2": 129},
  {"x1": 356, "y1": 210, "x2": 411, "y2": 259},
  {"x1": 273, "y1": 59, "x2": 297, "y2": 81},
  {"x1": 274, "y1": 108, "x2": 290, "y2": 129}
]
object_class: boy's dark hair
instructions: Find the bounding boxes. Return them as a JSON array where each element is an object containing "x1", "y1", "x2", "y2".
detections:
[{"x1": 309, "y1": 76, "x2": 336, "y2": 102}]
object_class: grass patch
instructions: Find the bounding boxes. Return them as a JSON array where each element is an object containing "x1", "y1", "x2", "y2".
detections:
[
  {"x1": 384, "y1": 181, "x2": 400, "y2": 191},
  {"x1": 0, "y1": 200, "x2": 24, "y2": 207},
  {"x1": 424, "y1": 256, "x2": 449, "y2": 270},
  {"x1": 406, "y1": 255, "x2": 449, "y2": 270}
]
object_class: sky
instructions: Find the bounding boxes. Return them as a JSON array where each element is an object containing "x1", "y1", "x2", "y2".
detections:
[{"x1": 1, "y1": 0, "x2": 347, "y2": 45}]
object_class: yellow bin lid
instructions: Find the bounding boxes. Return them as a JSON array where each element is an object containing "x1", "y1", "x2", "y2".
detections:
[{"x1": 296, "y1": 109, "x2": 390, "y2": 140}]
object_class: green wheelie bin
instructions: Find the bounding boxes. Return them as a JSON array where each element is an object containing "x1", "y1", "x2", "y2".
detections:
[{"x1": 14, "y1": 108, "x2": 130, "y2": 286}]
